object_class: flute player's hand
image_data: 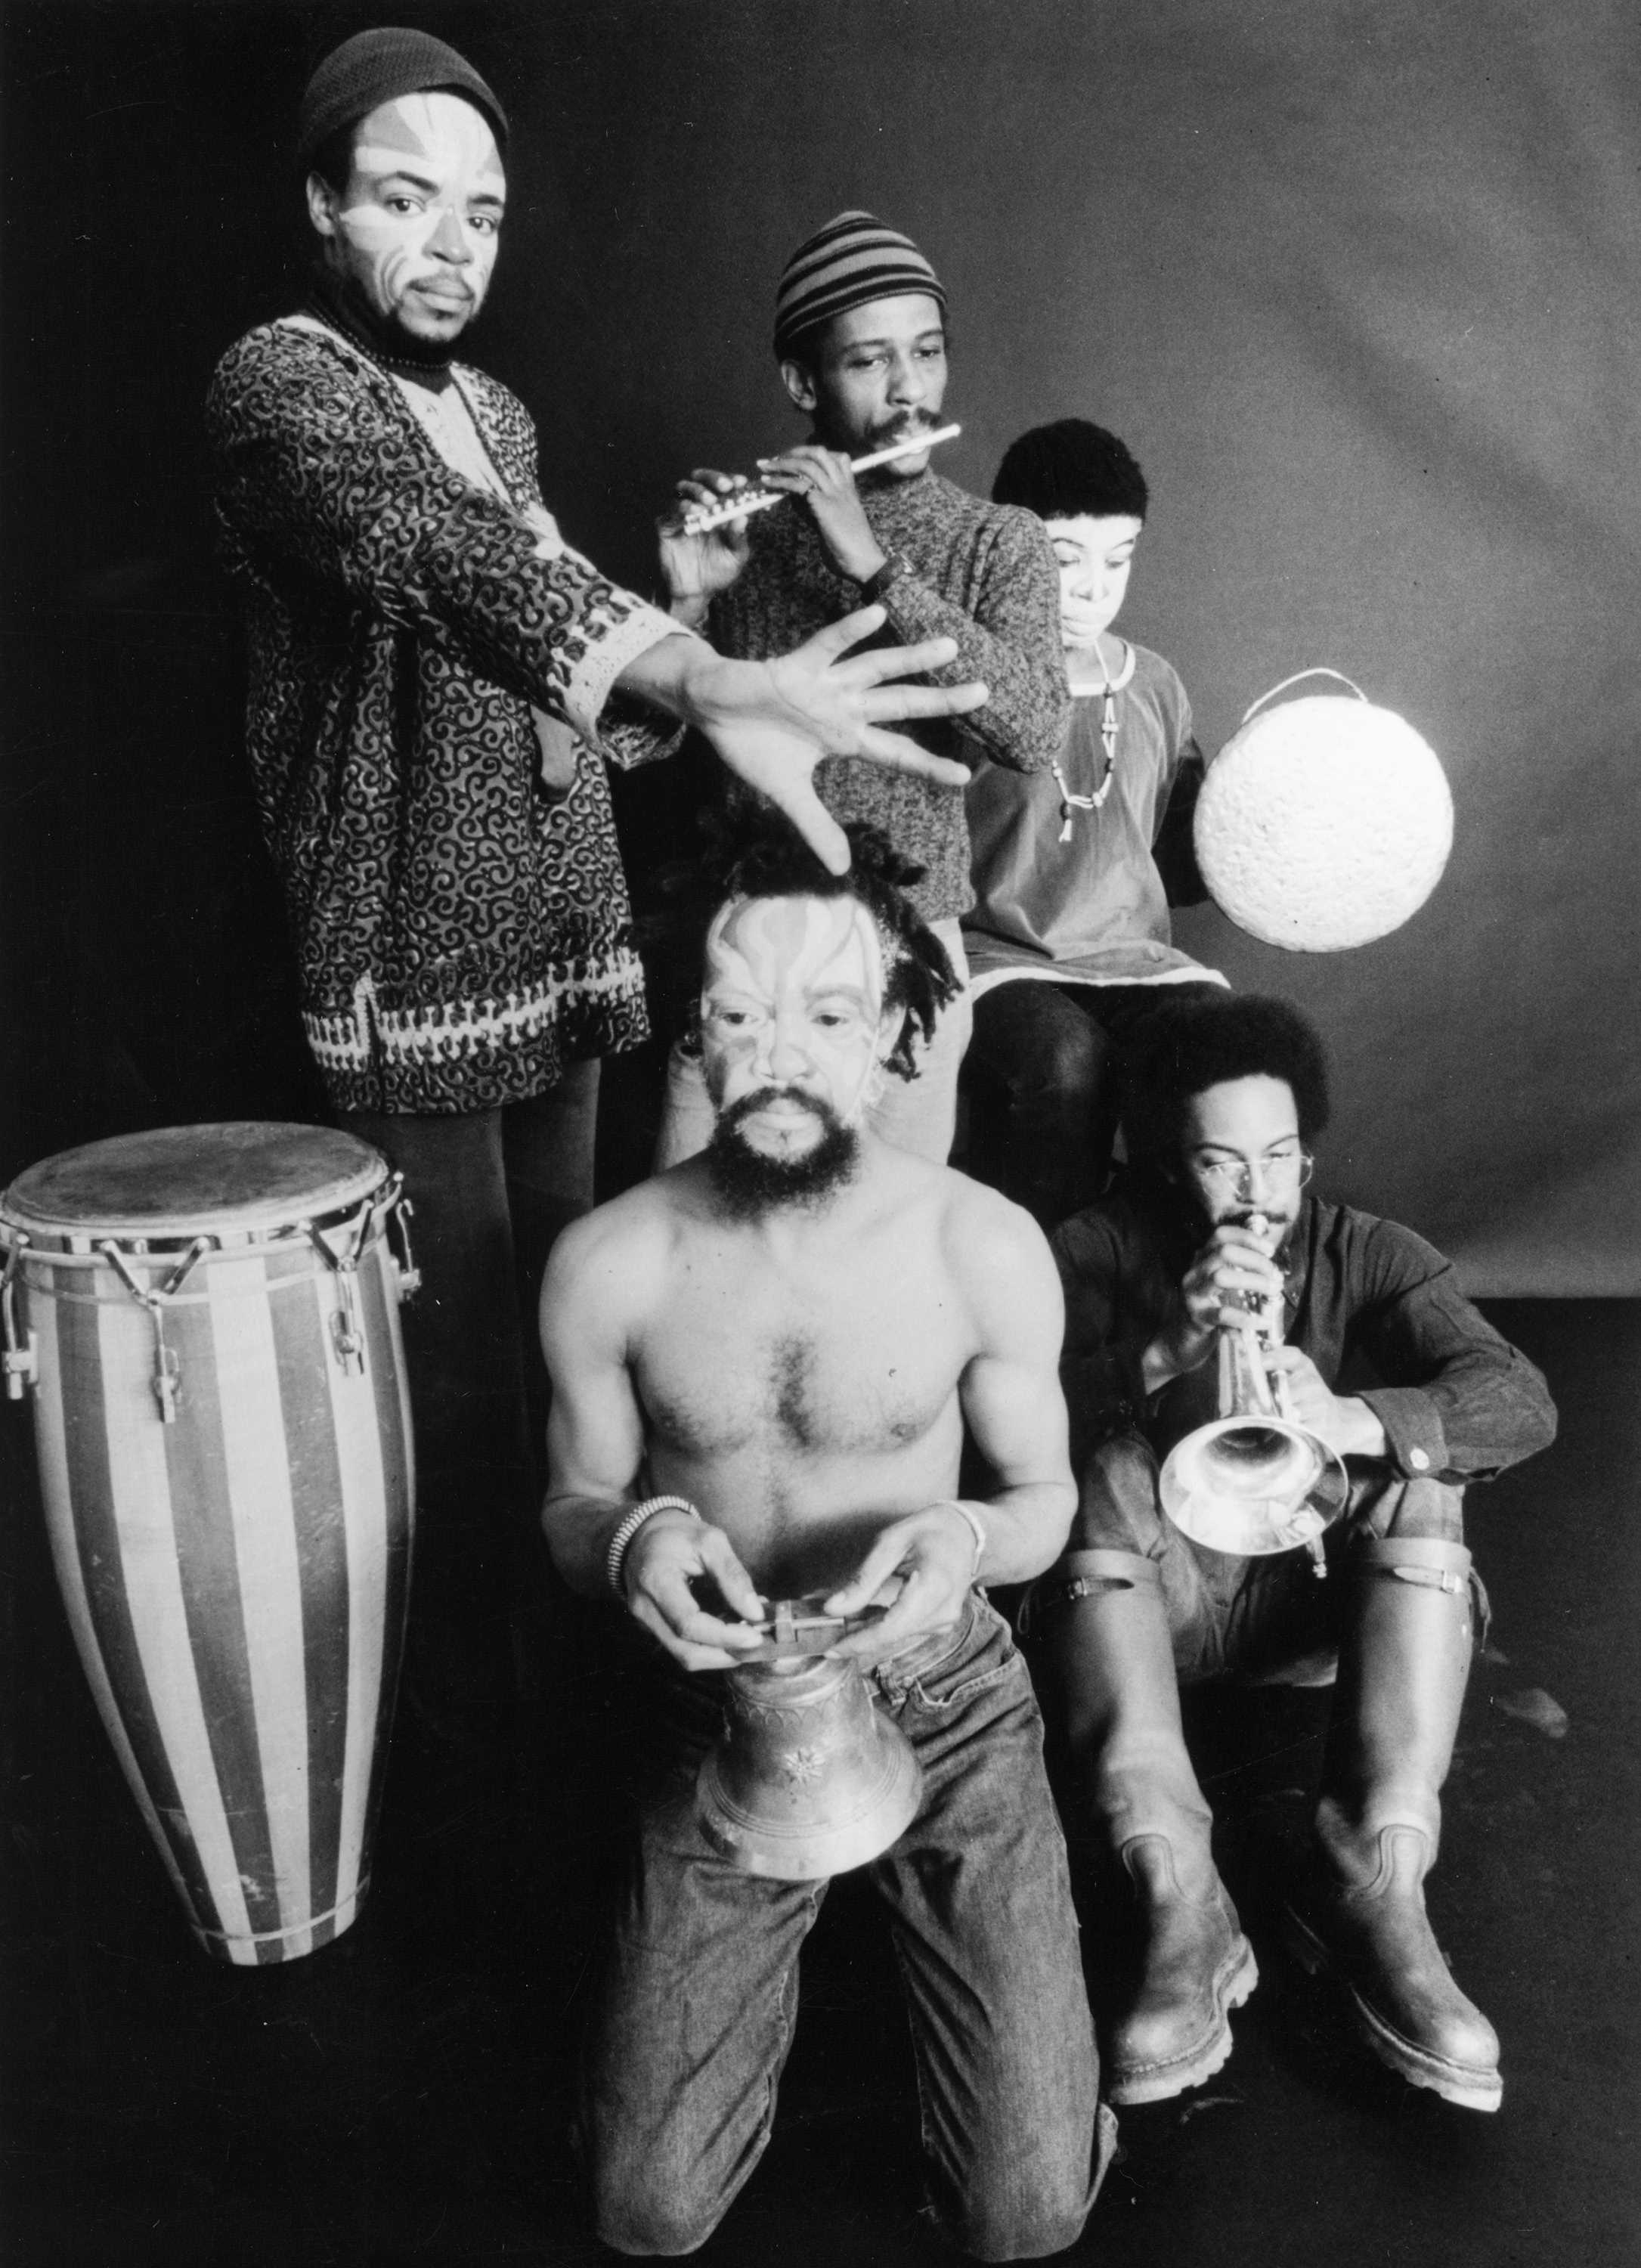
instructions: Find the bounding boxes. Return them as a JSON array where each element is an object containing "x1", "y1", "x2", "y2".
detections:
[
  {"x1": 658, "y1": 470, "x2": 753, "y2": 627},
  {"x1": 755, "y1": 443, "x2": 885, "y2": 584}
]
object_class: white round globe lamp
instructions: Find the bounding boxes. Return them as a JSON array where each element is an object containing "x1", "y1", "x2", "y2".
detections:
[{"x1": 1196, "y1": 670, "x2": 1454, "y2": 953}]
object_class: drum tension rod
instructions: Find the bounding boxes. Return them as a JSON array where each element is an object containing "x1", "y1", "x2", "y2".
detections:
[
  {"x1": 99, "y1": 1237, "x2": 212, "y2": 1424},
  {"x1": 1, "y1": 1237, "x2": 38, "y2": 1399},
  {"x1": 383, "y1": 1179, "x2": 421, "y2": 1300},
  {"x1": 303, "y1": 1200, "x2": 375, "y2": 1376}
]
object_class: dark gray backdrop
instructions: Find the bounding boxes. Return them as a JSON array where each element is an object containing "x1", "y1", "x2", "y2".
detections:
[{"x1": 4, "y1": 0, "x2": 1636, "y2": 1289}]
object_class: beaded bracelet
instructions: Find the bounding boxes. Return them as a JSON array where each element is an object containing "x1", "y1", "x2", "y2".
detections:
[{"x1": 606, "y1": 1495, "x2": 701, "y2": 1599}]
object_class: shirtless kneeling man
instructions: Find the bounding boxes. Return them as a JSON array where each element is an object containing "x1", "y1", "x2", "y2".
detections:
[{"x1": 541, "y1": 819, "x2": 1114, "y2": 2260}]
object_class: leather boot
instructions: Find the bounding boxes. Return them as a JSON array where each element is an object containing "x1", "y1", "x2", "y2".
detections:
[
  {"x1": 1283, "y1": 1535, "x2": 1502, "y2": 2112},
  {"x1": 1037, "y1": 1549, "x2": 1257, "y2": 2104}
]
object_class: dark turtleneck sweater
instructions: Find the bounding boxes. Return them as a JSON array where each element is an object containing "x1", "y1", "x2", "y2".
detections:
[
  {"x1": 705, "y1": 467, "x2": 1069, "y2": 924},
  {"x1": 304, "y1": 262, "x2": 457, "y2": 389}
]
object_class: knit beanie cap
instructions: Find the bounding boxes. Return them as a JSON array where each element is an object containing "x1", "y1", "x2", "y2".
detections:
[
  {"x1": 773, "y1": 210, "x2": 946, "y2": 359},
  {"x1": 296, "y1": 26, "x2": 509, "y2": 173}
]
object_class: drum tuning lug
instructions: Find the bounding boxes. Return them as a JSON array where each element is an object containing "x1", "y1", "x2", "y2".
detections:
[
  {"x1": 153, "y1": 1345, "x2": 182, "y2": 1424},
  {"x1": 386, "y1": 1194, "x2": 421, "y2": 1303},
  {"x1": 3, "y1": 1329, "x2": 39, "y2": 1399},
  {"x1": 330, "y1": 1303, "x2": 366, "y2": 1375},
  {"x1": 330, "y1": 1270, "x2": 364, "y2": 1370},
  {"x1": 1, "y1": 1247, "x2": 33, "y2": 1394}
]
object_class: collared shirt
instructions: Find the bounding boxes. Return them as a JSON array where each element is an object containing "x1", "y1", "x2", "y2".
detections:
[{"x1": 1051, "y1": 1182, "x2": 1557, "y2": 1487}]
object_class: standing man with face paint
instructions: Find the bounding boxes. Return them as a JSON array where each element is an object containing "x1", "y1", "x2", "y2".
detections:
[
  {"x1": 206, "y1": 31, "x2": 984, "y2": 1882},
  {"x1": 540, "y1": 819, "x2": 1111, "y2": 2258},
  {"x1": 654, "y1": 212, "x2": 1070, "y2": 1167}
]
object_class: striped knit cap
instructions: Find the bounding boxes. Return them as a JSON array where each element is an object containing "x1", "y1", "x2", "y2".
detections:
[
  {"x1": 773, "y1": 210, "x2": 946, "y2": 359},
  {"x1": 297, "y1": 27, "x2": 509, "y2": 172}
]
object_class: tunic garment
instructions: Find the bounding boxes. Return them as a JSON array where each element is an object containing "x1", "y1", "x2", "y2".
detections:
[
  {"x1": 207, "y1": 318, "x2": 682, "y2": 1114},
  {"x1": 707, "y1": 469, "x2": 1069, "y2": 924},
  {"x1": 964, "y1": 642, "x2": 1223, "y2": 996}
]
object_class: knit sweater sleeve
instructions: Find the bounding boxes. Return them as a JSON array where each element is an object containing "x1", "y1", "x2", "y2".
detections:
[
  {"x1": 875, "y1": 502, "x2": 1070, "y2": 773},
  {"x1": 207, "y1": 327, "x2": 680, "y2": 747}
]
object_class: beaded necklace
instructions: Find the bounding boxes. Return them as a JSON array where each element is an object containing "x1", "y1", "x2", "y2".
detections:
[{"x1": 1053, "y1": 639, "x2": 1135, "y2": 841}]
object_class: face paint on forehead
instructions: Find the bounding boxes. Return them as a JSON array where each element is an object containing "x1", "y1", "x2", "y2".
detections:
[
  {"x1": 704, "y1": 894, "x2": 887, "y2": 1007},
  {"x1": 350, "y1": 91, "x2": 505, "y2": 190}
]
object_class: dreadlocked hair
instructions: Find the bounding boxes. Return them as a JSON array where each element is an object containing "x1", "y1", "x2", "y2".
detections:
[{"x1": 680, "y1": 811, "x2": 958, "y2": 1082}]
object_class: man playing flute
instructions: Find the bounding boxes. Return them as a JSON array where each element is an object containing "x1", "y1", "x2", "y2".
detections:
[
  {"x1": 656, "y1": 211, "x2": 1070, "y2": 1165},
  {"x1": 206, "y1": 30, "x2": 986, "y2": 1852}
]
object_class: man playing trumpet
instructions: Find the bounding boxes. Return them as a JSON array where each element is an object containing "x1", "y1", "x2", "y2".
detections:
[
  {"x1": 655, "y1": 211, "x2": 1070, "y2": 1164},
  {"x1": 1037, "y1": 994, "x2": 1555, "y2": 2112}
]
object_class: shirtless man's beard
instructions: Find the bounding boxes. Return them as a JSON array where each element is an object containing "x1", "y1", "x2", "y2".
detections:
[{"x1": 706, "y1": 1087, "x2": 862, "y2": 1218}]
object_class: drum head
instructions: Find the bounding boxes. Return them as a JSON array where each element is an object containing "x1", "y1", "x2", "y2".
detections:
[{"x1": 2, "y1": 1123, "x2": 388, "y2": 1242}]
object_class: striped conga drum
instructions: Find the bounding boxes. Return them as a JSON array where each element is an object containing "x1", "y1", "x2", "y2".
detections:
[{"x1": 0, "y1": 1123, "x2": 417, "y2": 1966}]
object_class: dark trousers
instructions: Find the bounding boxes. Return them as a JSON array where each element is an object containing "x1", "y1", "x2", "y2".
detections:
[
  {"x1": 341, "y1": 1066, "x2": 599, "y2": 1759},
  {"x1": 966, "y1": 979, "x2": 1222, "y2": 1235}
]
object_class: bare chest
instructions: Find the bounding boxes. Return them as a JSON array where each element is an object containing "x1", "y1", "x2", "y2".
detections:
[{"x1": 636, "y1": 1253, "x2": 965, "y2": 1462}]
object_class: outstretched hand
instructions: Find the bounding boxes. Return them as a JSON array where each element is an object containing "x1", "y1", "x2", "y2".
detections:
[{"x1": 690, "y1": 607, "x2": 986, "y2": 872}]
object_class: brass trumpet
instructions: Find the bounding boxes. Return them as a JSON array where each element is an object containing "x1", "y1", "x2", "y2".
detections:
[{"x1": 1159, "y1": 1214, "x2": 1349, "y2": 1563}]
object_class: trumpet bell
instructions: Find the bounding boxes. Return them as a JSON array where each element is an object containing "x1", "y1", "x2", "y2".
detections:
[
  {"x1": 697, "y1": 1652, "x2": 923, "y2": 1880},
  {"x1": 1160, "y1": 1414, "x2": 1351, "y2": 1557}
]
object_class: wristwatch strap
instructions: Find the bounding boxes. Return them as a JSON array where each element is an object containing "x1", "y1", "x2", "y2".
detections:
[{"x1": 859, "y1": 550, "x2": 911, "y2": 603}]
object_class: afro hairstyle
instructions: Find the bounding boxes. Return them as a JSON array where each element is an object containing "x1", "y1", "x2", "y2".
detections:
[
  {"x1": 1119, "y1": 993, "x2": 1332, "y2": 1170},
  {"x1": 992, "y1": 417, "x2": 1148, "y2": 524}
]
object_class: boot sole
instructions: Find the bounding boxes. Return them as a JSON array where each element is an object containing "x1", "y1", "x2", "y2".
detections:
[
  {"x1": 1281, "y1": 1904, "x2": 1503, "y2": 2113},
  {"x1": 1105, "y1": 1935, "x2": 1259, "y2": 2106}
]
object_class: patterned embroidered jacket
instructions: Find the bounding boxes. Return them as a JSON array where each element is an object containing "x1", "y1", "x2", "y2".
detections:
[{"x1": 207, "y1": 318, "x2": 679, "y2": 1115}]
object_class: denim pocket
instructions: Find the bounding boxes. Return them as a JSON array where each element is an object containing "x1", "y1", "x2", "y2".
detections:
[
  {"x1": 902, "y1": 1600, "x2": 1023, "y2": 1714},
  {"x1": 907, "y1": 1656, "x2": 1020, "y2": 1715}
]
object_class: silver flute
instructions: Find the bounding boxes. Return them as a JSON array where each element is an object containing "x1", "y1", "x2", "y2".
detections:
[{"x1": 678, "y1": 423, "x2": 962, "y2": 534}]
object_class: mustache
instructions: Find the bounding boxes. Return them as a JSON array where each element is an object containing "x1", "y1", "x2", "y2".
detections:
[
  {"x1": 720, "y1": 1085, "x2": 837, "y2": 1132},
  {"x1": 873, "y1": 412, "x2": 940, "y2": 445}
]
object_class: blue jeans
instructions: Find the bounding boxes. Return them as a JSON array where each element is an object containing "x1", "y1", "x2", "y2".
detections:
[{"x1": 584, "y1": 1595, "x2": 1114, "y2": 2259}]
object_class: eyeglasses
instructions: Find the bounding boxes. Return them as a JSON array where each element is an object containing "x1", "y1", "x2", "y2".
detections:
[{"x1": 1192, "y1": 1150, "x2": 1314, "y2": 1199}]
